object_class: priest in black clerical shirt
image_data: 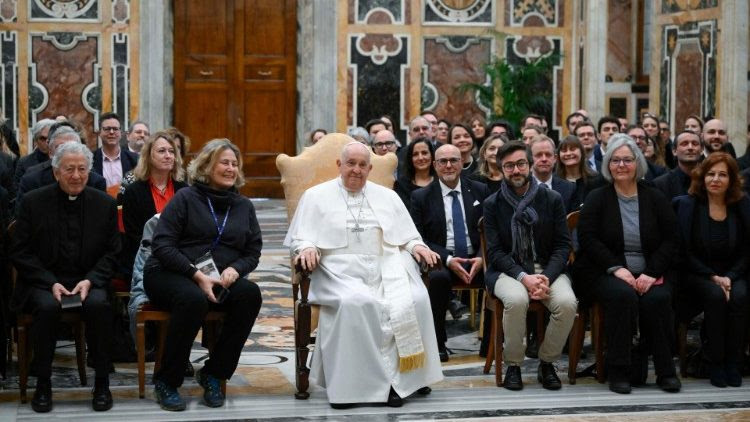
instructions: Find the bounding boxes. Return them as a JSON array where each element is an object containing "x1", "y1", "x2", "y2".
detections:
[{"x1": 11, "y1": 141, "x2": 120, "y2": 413}]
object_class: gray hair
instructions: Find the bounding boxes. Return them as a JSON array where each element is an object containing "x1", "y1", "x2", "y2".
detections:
[
  {"x1": 347, "y1": 127, "x2": 369, "y2": 144},
  {"x1": 51, "y1": 141, "x2": 93, "y2": 171},
  {"x1": 49, "y1": 126, "x2": 81, "y2": 148},
  {"x1": 31, "y1": 118, "x2": 56, "y2": 142},
  {"x1": 600, "y1": 133, "x2": 648, "y2": 183},
  {"x1": 129, "y1": 119, "x2": 149, "y2": 133},
  {"x1": 340, "y1": 141, "x2": 371, "y2": 164}
]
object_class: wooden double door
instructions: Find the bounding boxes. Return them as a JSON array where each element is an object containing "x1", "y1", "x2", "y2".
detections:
[{"x1": 174, "y1": 0, "x2": 296, "y2": 198}]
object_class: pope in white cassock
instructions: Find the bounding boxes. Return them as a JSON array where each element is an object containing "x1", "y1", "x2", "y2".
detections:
[{"x1": 284, "y1": 142, "x2": 444, "y2": 408}]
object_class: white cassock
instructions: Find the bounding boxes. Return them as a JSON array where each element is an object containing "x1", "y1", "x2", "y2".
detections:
[{"x1": 284, "y1": 178, "x2": 443, "y2": 404}]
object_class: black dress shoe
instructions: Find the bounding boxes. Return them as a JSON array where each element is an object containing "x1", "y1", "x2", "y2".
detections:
[
  {"x1": 92, "y1": 378, "x2": 113, "y2": 411},
  {"x1": 503, "y1": 365, "x2": 523, "y2": 391},
  {"x1": 726, "y1": 363, "x2": 742, "y2": 387},
  {"x1": 184, "y1": 361, "x2": 195, "y2": 377},
  {"x1": 31, "y1": 379, "x2": 52, "y2": 413},
  {"x1": 448, "y1": 299, "x2": 467, "y2": 320},
  {"x1": 656, "y1": 375, "x2": 681, "y2": 392},
  {"x1": 608, "y1": 379, "x2": 632, "y2": 394},
  {"x1": 417, "y1": 386, "x2": 431, "y2": 395},
  {"x1": 709, "y1": 364, "x2": 727, "y2": 388},
  {"x1": 330, "y1": 402, "x2": 354, "y2": 409},
  {"x1": 438, "y1": 344, "x2": 449, "y2": 362},
  {"x1": 386, "y1": 387, "x2": 403, "y2": 407},
  {"x1": 537, "y1": 361, "x2": 562, "y2": 390}
]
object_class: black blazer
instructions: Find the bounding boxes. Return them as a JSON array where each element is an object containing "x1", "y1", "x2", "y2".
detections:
[
  {"x1": 410, "y1": 178, "x2": 489, "y2": 264},
  {"x1": 653, "y1": 167, "x2": 691, "y2": 201},
  {"x1": 121, "y1": 179, "x2": 188, "y2": 272},
  {"x1": 10, "y1": 185, "x2": 120, "y2": 310},
  {"x1": 92, "y1": 148, "x2": 139, "y2": 178},
  {"x1": 550, "y1": 175, "x2": 577, "y2": 213},
  {"x1": 14, "y1": 148, "x2": 48, "y2": 187},
  {"x1": 573, "y1": 182, "x2": 678, "y2": 300},
  {"x1": 673, "y1": 195, "x2": 750, "y2": 281},
  {"x1": 16, "y1": 161, "x2": 107, "y2": 216},
  {"x1": 645, "y1": 161, "x2": 667, "y2": 181},
  {"x1": 483, "y1": 183, "x2": 571, "y2": 293}
]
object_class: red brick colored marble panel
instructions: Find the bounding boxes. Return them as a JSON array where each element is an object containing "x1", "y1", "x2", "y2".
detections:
[
  {"x1": 32, "y1": 36, "x2": 98, "y2": 149},
  {"x1": 607, "y1": 0, "x2": 632, "y2": 82},
  {"x1": 673, "y1": 41, "x2": 702, "y2": 131}
]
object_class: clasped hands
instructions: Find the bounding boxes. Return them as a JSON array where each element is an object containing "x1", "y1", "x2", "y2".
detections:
[
  {"x1": 193, "y1": 267, "x2": 239, "y2": 303},
  {"x1": 447, "y1": 256, "x2": 483, "y2": 285},
  {"x1": 52, "y1": 279, "x2": 91, "y2": 302},
  {"x1": 711, "y1": 275, "x2": 732, "y2": 301},
  {"x1": 614, "y1": 268, "x2": 656, "y2": 295},
  {"x1": 294, "y1": 244, "x2": 441, "y2": 273},
  {"x1": 521, "y1": 274, "x2": 550, "y2": 300}
]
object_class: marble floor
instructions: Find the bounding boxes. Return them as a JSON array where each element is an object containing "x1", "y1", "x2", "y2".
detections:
[{"x1": 1, "y1": 199, "x2": 749, "y2": 421}]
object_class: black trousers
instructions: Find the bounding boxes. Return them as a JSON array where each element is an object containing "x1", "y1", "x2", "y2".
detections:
[
  {"x1": 26, "y1": 286, "x2": 112, "y2": 379},
  {"x1": 143, "y1": 267, "x2": 262, "y2": 388},
  {"x1": 592, "y1": 274, "x2": 676, "y2": 377},
  {"x1": 427, "y1": 260, "x2": 483, "y2": 346},
  {"x1": 678, "y1": 274, "x2": 748, "y2": 365}
]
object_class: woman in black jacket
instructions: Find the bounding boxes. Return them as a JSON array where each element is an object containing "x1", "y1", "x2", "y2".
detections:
[
  {"x1": 573, "y1": 134, "x2": 680, "y2": 394},
  {"x1": 394, "y1": 138, "x2": 435, "y2": 211},
  {"x1": 673, "y1": 152, "x2": 750, "y2": 388},
  {"x1": 121, "y1": 132, "x2": 188, "y2": 274},
  {"x1": 144, "y1": 139, "x2": 263, "y2": 411}
]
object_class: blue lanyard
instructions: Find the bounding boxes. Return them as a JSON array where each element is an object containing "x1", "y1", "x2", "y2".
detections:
[{"x1": 206, "y1": 198, "x2": 230, "y2": 251}]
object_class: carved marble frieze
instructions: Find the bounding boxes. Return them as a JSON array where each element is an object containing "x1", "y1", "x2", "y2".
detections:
[
  {"x1": 423, "y1": 0, "x2": 493, "y2": 26},
  {"x1": 29, "y1": 0, "x2": 100, "y2": 21},
  {"x1": 505, "y1": 0, "x2": 560, "y2": 28}
]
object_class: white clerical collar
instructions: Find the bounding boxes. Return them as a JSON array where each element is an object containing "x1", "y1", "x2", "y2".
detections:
[{"x1": 439, "y1": 178, "x2": 462, "y2": 198}]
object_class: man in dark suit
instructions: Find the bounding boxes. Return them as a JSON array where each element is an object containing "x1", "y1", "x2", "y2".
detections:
[
  {"x1": 14, "y1": 118, "x2": 55, "y2": 187},
  {"x1": 530, "y1": 135, "x2": 577, "y2": 212},
  {"x1": 93, "y1": 112, "x2": 139, "y2": 192},
  {"x1": 16, "y1": 126, "x2": 106, "y2": 215},
  {"x1": 483, "y1": 141, "x2": 577, "y2": 391},
  {"x1": 574, "y1": 121, "x2": 601, "y2": 173},
  {"x1": 594, "y1": 116, "x2": 621, "y2": 163},
  {"x1": 654, "y1": 130, "x2": 703, "y2": 200},
  {"x1": 11, "y1": 141, "x2": 120, "y2": 413},
  {"x1": 410, "y1": 144, "x2": 489, "y2": 362}
]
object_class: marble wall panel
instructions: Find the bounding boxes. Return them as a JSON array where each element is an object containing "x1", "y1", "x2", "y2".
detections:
[
  {"x1": 506, "y1": 0, "x2": 558, "y2": 27},
  {"x1": 606, "y1": 0, "x2": 632, "y2": 82},
  {"x1": 112, "y1": 33, "x2": 129, "y2": 127},
  {"x1": 674, "y1": 41, "x2": 702, "y2": 128},
  {"x1": 422, "y1": 36, "x2": 491, "y2": 125},
  {"x1": 1, "y1": 31, "x2": 18, "y2": 132},
  {"x1": 356, "y1": 0, "x2": 404, "y2": 24},
  {"x1": 111, "y1": 0, "x2": 129, "y2": 24},
  {"x1": 349, "y1": 33, "x2": 409, "y2": 141},
  {"x1": 30, "y1": 33, "x2": 100, "y2": 147},
  {"x1": 29, "y1": 0, "x2": 100, "y2": 21},
  {"x1": 662, "y1": 0, "x2": 717, "y2": 14},
  {"x1": 1, "y1": 0, "x2": 17, "y2": 22},
  {"x1": 423, "y1": 0, "x2": 493, "y2": 25}
]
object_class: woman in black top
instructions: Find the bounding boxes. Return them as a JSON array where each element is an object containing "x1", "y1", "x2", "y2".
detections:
[
  {"x1": 394, "y1": 138, "x2": 435, "y2": 211},
  {"x1": 144, "y1": 139, "x2": 263, "y2": 411},
  {"x1": 448, "y1": 124, "x2": 478, "y2": 176},
  {"x1": 673, "y1": 153, "x2": 750, "y2": 388},
  {"x1": 470, "y1": 133, "x2": 505, "y2": 193},
  {"x1": 556, "y1": 135, "x2": 602, "y2": 208},
  {"x1": 573, "y1": 134, "x2": 680, "y2": 394}
]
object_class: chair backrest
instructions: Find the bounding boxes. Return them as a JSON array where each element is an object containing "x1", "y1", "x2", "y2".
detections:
[{"x1": 275, "y1": 133, "x2": 398, "y2": 220}]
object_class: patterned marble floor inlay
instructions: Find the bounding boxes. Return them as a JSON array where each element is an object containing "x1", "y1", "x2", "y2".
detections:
[{"x1": 1, "y1": 199, "x2": 748, "y2": 421}]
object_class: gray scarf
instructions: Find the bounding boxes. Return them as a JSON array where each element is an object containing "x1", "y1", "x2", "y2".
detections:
[{"x1": 500, "y1": 177, "x2": 540, "y2": 266}]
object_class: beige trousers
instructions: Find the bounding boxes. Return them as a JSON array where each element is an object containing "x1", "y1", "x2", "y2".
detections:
[{"x1": 493, "y1": 266, "x2": 578, "y2": 365}]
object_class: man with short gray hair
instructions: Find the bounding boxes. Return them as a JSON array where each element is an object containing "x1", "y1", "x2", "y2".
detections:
[
  {"x1": 15, "y1": 118, "x2": 56, "y2": 186},
  {"x1": 12, "y1": 140, "x2": 120, "y2": 413},
  {"x1": 124, "y1": 120, "x2": 150, "y2": 154}
]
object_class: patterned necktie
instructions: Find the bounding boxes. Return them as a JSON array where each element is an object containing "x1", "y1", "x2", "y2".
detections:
[{"x1": 449, "y1": 190, "x2": 468, "y2": 257}]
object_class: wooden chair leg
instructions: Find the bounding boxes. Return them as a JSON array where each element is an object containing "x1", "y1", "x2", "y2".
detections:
[
  {"x1": 469, "y1": 290, "x2": 477, "y2": 331},
  {"x1": 567, "y1": 309, "x2": 586, "y2": 384},
  {"x1": 477, "y1": 292, "x2": 485, "y2": 340},
  {"x1": 592, "y1": 303, "x2": 605, "y2": 383},
  {"x1": 483, "y1": 310, "x2": 495, "y2": 374},
  {"x1": 295, "y1": 301, "x2": 311, "y2": 399},
  {"x1": 136, "y1": 319, "x2": 147, "y2": 399},
  {"x1": 494, "y1": 302, "x2": 504, "y2": 386},
  {"x1": 677, "y1": 322, "x2": 688, "y2": 378},
  {"x1": 18, "y1": 323, "x2": 28, "y2": 404},
  {"x1": 73, "y1": 322, "x2": 87, "y2": 386}
]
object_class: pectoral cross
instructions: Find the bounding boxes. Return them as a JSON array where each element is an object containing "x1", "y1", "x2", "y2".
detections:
[{"x1": 351, "y1": 224, "x2": 364, "y2": 240}]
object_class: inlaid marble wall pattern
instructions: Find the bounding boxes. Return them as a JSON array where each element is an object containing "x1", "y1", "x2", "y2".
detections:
[
  {"x1": 506, "y1": 0, "x2": 560, "y2": 27},
  {"x1": 423, "y1": 0, "x2": 494, "y2": 25},
  {"x1": 421, "y1": 36, "x2": 491, "y2": 124},
  {"x1": 606, "y1": 0, "x2": 632, "y2": 82},
  {"x1": 661, "y1": 0, "x2": 717, "y2": 14},
  {"x1": 1, "y1": 0, "x2": 138, "y2": 152},
  {"x1": 351, "y1": 0, "x2": 406, "y2": 24},
  {"x1": 659, "y1": 20, "x2": 716, "y2": 130}
]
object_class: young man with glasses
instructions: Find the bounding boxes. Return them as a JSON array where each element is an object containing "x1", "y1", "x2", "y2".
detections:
[
  {"x1": 482, "y1": 141, "x2": 577, "y2": 392},
  {"x1": 93, "y1": 112, "x2": 139, "y2": 195}
]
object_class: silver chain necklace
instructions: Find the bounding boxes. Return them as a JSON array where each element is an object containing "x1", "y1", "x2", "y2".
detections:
[{"x1": 339, "y1": 182, "x2": 366, "y2": 239}]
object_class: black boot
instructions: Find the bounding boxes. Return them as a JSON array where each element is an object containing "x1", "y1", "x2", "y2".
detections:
[
  {"x1": 92, "y1": 377, "x2": 113, "y2": 411},
  {"x1": 31, "y1": 378, "x2": 52, "y2": 413}
]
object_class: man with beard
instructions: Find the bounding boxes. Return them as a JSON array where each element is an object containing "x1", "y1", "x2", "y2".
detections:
[
  {"x1": 654, "y1": 130, "x2": 703, "y2": 200},
  {"x1": 482, "y1": 141, "x2": 577, "y2": 391},
  {"x1": 124, "y1": 120, "x2": 150, "y2": 154},
  {"x1": 703, "y1": 119, "x2": 736, "y2": 158}
]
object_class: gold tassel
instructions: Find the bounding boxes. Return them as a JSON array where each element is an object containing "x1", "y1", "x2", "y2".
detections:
[{"x1": 399, "y1": 352, "x2": 426, "y2": 372}]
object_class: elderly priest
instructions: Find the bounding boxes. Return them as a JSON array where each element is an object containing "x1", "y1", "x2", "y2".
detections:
[{"x1": 284, "y1": 142, "x2": 444, "y2": 409}]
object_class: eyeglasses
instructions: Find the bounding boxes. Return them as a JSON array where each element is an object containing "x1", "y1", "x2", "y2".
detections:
[
  {"x1": 101, "y1": 126, "x2": 120, "y2": 132},
  {"x1": 501, "y1": 160, "x2": 529, "y2": 171},
  {"x1": 435, "y1": 157, "x2": 461, "y2": 166},
  {"x1": 610, "y1": 157, "x2": 636, "y2": 166},
  {"x1": 373, "y1": 141, "x2": 396, "y2": 149}
]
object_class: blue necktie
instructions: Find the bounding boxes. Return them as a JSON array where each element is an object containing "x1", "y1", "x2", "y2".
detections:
[{"x1": 450, "y1": 190, "x2": 468, "y2": 257}]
